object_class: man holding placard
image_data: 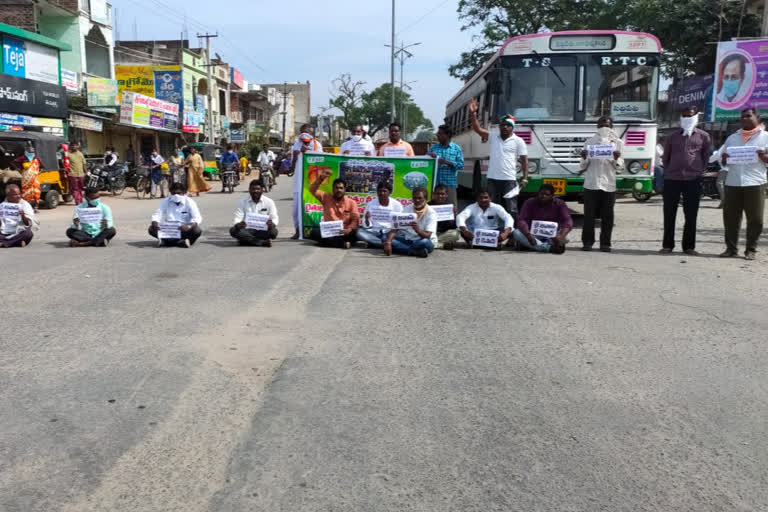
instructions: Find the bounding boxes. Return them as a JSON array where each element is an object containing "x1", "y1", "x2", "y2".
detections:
[
  {"x1": 719, "y1": 107, "x2": 768, "y2": 260},
  {"x1": 580, "y1": 116, "x2": 624, "y2": 252},
  {"x1": 341, "y1": 125, "x2": 375, "y2": 157},
  {"x1": 357, "y1": 181, "x2": 403, "y2": 248},
  {"x1": 377, "y1": 123, "x2": 414, "y2": 157},
  {"x1": 230, "y1": 179, "x2": 279, "y2": 247},
  {"x1": 513, "y1": 184, "x2": 573, "y2": 254},
  {"x1": 308, "y1": 168, "x2": 360, "y2": 249},
  {"x1": 290, "y1": 126, "x2": 323, "y2": 239},
  {"x1": 456, "y1": 189, "x2": 514, "y2": 249},
  {"x1": 148, "y1": 182, "x2": 203, "y2": 247},
  {"x1": 429, "y1": 184, "x2": 460, "y2": 250},
  {"x1": 660, "y1": 106, "x2": 712, "y2": 256},
  {"x1": 428, "y1": 125, "x2": 464, "y2": 208},
  {"x1": 0, "y1": 184, "x2": 35, "y2": 248},
  {"x1": 66, "y1": 188, "x2": 116, "y2": 247},
  {"x1": 384, "y1": 187, "x2": 437, "y2": 257}
]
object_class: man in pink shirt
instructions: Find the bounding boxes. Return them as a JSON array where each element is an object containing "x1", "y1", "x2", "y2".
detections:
[{"x1": 377, "y1": 123, "x2": 414, "y2": 157}]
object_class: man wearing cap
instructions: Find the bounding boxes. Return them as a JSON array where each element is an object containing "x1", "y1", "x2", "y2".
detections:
[
  {"x1": 468, "y1": 98, "x2": 529, "y2": 219},
  {"x1": 290, "y1": 125, "x2": 323, "y2": 239}
]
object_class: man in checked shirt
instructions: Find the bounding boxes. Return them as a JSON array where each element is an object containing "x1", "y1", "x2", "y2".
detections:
[{"x1": 428, "y1": 125, "x2": 464, "y2": 208}]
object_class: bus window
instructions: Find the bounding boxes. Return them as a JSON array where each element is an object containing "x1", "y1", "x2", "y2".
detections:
[
  {"x1": 498, "y1": 55, "x2": 577, "y2": 122},
  {"x1": 584, "y1": 55, "x2": 659, "y2": 122}
]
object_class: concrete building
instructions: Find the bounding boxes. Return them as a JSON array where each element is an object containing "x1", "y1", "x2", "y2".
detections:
[{"x1": 258, "y1": 81, "x2": 310, "y2": 135}]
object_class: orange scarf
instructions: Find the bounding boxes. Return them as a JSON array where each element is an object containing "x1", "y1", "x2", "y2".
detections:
[{"x1": 740, "y1": 124, "x2": 764, "y2": 143}]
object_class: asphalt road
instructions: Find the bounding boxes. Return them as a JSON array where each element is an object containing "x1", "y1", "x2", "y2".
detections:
[{"x1": 1, "y1": 177, "x2": 767, "y2": 511}]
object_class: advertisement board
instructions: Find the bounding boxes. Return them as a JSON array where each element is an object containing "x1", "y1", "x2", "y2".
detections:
[
  {"x1": 69, "y1": 113, "x2": 103, "y2": 131},
  {"x1": 115, "y1": 65, "x2": 181, "y2": 102},
  {"x1": 669, "y1": 74, "x2": 713, "y2": 115},
  {"x1": 2, "y1": 36, "x2": 60, "y2": 85},
  {"x1": 153, "y1": 68, "x2": 183, "y2": 113},
  {"x1": 61, "y1": 69, "x2": 79, "y2": 92},
  {"x1": 86, "y1": 77, "x2": 119, "y2": 106},
  {"x1": 0, "y1": 74, "x2": 67, "y2": 118},
  {"x1": 231, "y1": 67, "x2": 244, "y2": 89},
  {"x1": 120, "y1": 91, "x2": 179, "y2": 132},
  {"x1": 300, "y1": 153, "x2": 436, "y2": 237},
  {"x1": 712, "y1": 39, "x2": 768, "y2": 120}
]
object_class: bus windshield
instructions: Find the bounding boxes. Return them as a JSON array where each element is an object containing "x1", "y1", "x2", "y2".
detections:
[
  {"x1": 584, "y1": 54, "x2": 659, "y2": 122},
  {"x1": 499, "y1": 55, "x2": 577, "y2": 122}
]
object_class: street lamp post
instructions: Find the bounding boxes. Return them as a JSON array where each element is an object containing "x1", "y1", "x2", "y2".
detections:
[{"x1": 385, "y1": 41, "x2": 420, "y2": 129}]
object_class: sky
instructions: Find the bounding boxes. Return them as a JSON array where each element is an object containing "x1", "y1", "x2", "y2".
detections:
[{"x1": 112, "y1": 0, "x2": 479, "y2": 129}]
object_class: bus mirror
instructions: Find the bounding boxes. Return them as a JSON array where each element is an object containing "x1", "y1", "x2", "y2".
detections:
[{"x1": 485, "y1": 69, "x2": 504, "y2": 94}]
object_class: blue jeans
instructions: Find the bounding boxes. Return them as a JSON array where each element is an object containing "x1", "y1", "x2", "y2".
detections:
[
  {"x1": 357, "y1": 228, "x2": 388, "y2": 247},
  {"x1": 513, "y1": 229, "x2": 552, "y2": 252},
  {"x1": 390, "y1": 235, "x2": 434, "y2": 256}
]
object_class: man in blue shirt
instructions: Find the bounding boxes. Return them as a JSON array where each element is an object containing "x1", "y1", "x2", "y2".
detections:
[
  {"x1": 66, "y1": 188, "x2": 116, "y2": 247},
  {"x1": 219, "y1": 144, "x2": 240, "y2": 191},
  {"x1": 428, "y1": 125, "x2": 464, "y2": 207}
]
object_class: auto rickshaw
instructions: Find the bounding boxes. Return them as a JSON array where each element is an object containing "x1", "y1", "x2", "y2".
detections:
[
  {"x1": 323, "y1": 146, "x2": 340, "y2": 154},
  {"x1": 189, "y1": 142, "x2": 221, "y2": 180},
  {"x1": 0, "y1": 132, "x2": 71, "y2": 208}
]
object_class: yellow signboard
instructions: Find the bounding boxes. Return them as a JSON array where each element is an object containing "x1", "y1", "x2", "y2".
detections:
[{"x1": 115, "y1": 65, "x2": 181, "y2": 102}]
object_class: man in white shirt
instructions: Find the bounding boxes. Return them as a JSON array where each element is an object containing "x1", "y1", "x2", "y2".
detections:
[
  {"x1": 150, "y1": 148, "x2": 167, "y2": 198},
  {"x1": 579, "y1": 116, "x2": 625, "y2": 252},
  {"x1": 0, "y1": 184, "x2": 35, "y2": 248},
  {"x1": 357, "y1": 181, "x2": 402, "y2": 248},
  {"x1": 290, "y1": 124, "x2": 323, "y2": 239},
  {"x1": 341, "y1": 125, "x2": 375, "y2": 156},
  {"x1": 456, "y1": 189, "x2": 514, "y2": 249},
  {"x1": 468, "y1": 98, "x2": 529, "y2": 218},
  {"x1": 230, "y1": 179, "x2": 279, "y2": 247},
  {"x1": 148, "y1": 182, "x2": 203, "y2": 247},
  {"x1": 719, "y1": 107, "x2": 768, "y2": 260},
  {"x1": 383, "y1": 186, "x2": 437, "y2": 258},
  {"x1": 257, "y1": 145, "x2": 276, "y2": 168}
]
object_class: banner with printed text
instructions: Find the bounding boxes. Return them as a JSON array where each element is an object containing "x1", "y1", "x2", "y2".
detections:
[
  {"x1": 712, "y1": 39, "x2": 768, "y2": 120},
  {"x1": 301, "y1": 153, "x2": 436, "y2": 237}
]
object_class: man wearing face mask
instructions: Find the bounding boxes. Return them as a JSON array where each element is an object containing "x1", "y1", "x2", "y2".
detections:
[
  {"x1": 149, "y1": 182, "x2": 203, "y2": 247},
  {"x1": 66, "y1": 188, "x2": 116, "y2": 247},
  {"x1": 290, "y1": 125, "x2": 323, "y2": 239},
  {"x1": 660, "y1": 106, "x2": 713, "y2": 255},
  {"x1": 341, "y1": 125, "x2": 375, "y2": 156},
  {"x1": 579, "y1": 116, "x2": 624, "y2": 252}
]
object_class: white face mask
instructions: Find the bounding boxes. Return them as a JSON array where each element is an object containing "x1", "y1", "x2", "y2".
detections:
[
  {"x1": 171, "y1": 194, "x2": 184, "y2": 203},
  {"x1": 680, "y1": 115, "x2": 698, "y2": 135},
  {"x1": 351, "y1": 135, "x2": 362, "y2": 142},
  {"x1": 597, "y1": 126, "x2": 614, "y2": 139}
]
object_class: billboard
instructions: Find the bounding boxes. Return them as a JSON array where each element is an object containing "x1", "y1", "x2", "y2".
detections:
[
  {"x1": 2, "y1": 36, "x2": 60, "y2": 85},
  {"x1": 712, "y1": 39, "x2": 768, "y2": 120},
  {"x1": 61, "y1": 69, "x2": 79, "y2": 92},
  {"x1": 153, "y1": 68, "x2": 183, "y2": 113},
  {"x1": 86, "y1": 77, "x2": 119, "y2": 106},
  {"x1": 115, "y1": 65, "x2": 181, "y2": 102},
  {"x1": 120, "y1": 91, "x2": 179, "y2": 132},
  {"x1": 669, "y1": 75, "x2": 713, "y2": 115},
  {"x1": 0, "y1": 74, "x2": 67, "y2": 118},
  {"x1": 230, "y1": 67, "x2": 244, "y2": 89}
]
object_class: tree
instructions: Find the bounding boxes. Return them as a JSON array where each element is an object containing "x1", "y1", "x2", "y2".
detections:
[
  {"x1": 360, "y1": 83, "x2": 433, "y2": 139},
  {"x1": 414, "y1": 129, "x2": 436, "y2": 142},
  {"x1": 328, "y1": 73, "x2": 367, "y2": 130}
]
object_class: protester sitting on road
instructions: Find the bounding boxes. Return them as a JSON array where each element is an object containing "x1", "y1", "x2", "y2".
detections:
[
  {"x1": 377, "y1": 123, "x2": 415, "y2": 157},
  {"x1": 0, "y1": 184, "x2": 34, "y2": 248},
  {"x1": 428, "y1": 184, "x2": 459, "y2": 250},
  {"x1": 512, "y1": 184, "x2": 572, "y2": 254},
  {"x1": 341, "y1": 125, "x2": 375, "y2": 156},
  {"x1": 308, "y1": 168, "x2": 360, "y2": 249},
  {"x1": 66, "y1": 188, "x2": 116, "y2": 247},
  {"x1": 579, "y1": 115, "x2": 624, "y2": 252},
  {"x1": 383, "y1": 186, "x2": 437, "y2": 258},
  {"x1": 357, "y1": 180, "x2": 402, "y2": 248},
  {"x1": 456, "y1": 189, "x2": 513, "y2": 249},
  {"x1": 230, "y1": 179, "x2": 279, "y2": 247},
  {"x1": 719, "y1": 107, "x2": 768, "y2": 261},
  {"x1": 148, "y1": 182, "x2": 203, "y2": 248}
]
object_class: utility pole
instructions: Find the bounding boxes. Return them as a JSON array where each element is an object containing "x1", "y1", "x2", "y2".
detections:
[
  {"x1": 282, "y1": 82, "x2": 288, "y2": 148},
  {"x1": 386, "y1": 41, "x2": 420, "y2": 129},
  {"x1": 390, "y1": 0, "x2": 395, "y2": 123},
  {"x1": 198, "y1": 32, "x2": 218, "y2": 143}
]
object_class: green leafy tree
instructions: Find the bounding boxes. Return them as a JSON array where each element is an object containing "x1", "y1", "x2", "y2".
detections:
[
  {"x1": 414, "y1": 129, "x2": 437, "y2": 142},
  {"x1": 360, "y1": 83, "x2": 433, "y2": 139}
]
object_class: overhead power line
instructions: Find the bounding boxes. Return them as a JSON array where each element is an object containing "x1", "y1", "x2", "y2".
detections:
[{"x1": 397, "y1": 0, "x2": 452, "y2": 36}]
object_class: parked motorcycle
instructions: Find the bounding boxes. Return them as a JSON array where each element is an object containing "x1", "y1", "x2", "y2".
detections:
[
  {"x1": 700, "y1": 165, "x2": 720, "y2": 200},
  {"x1": 220, "y1": 163, "x2": 237, "y2": 193},
  {"x1": 86, "y1": 162, "x2": 127, "y2": 196}
]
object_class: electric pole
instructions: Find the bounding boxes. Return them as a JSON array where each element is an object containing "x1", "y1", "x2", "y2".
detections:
[
  {"x1": 282, "y1": 82, "x2": 289, "y2": 148},
  {"x1": 390, "y1": 0, "x2": 395, "y2": 123},
  {"x1": 198, "y1": 32, "x2": 218, "y2": 143}
]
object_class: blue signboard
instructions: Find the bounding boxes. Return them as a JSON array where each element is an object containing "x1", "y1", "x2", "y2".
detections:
[
  {"x1": 153, "y1": 69, "x2": 183, "y2": 114},
  {"x1": 2, "y1": 37, "x2": 26, "y2": 78},
  {"x1": 231, "y1": 129, "x2": 245, "y2": 142}
]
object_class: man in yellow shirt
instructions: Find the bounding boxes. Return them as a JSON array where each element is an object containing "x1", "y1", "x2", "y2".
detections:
[
  {"x1": 67, "y1": 142, "x2": 87, "y2": 204},
  {"x1": 377, "y1": 123, "x2": 415, "y2": 157}
]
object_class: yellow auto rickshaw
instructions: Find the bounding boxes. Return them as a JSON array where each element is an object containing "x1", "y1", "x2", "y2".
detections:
[{"x1": 0, "y1": 132, "x2": 71, "y2": 208}]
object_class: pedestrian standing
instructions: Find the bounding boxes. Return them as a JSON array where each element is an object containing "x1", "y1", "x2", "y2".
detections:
[
  {"x1": 579, "y1": 116, "x2": 624, "y2": 252},
  {"x1": 719, "y1": 107, "x2": 768, "y2": 260},
  {"x1": 67, "y1": 142, "x2": 87, "y2": 204},
  {"x1": 660, "y1": 106, "x2": 712, "y2": 255},
  {"x1": 149, "y1": 148, "x2": 167, "y2": 198},
  {"x1": 428, "y1": 125, "x2": 464, "y2": 208},
  {"x1": 184, "y1": 147, "x2": 211, "y2": 196},
  {"x1": 125, "y1": 144, "x2": 136, "y2": 167},
  {"x1": 467, "y1": 98, "x2": 529, "y2": 219}
]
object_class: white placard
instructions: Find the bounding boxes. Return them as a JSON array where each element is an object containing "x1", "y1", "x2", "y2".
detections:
[
  {"x1": 725, "y1": 146, "x2": 760, "y2": 164},
  {"x1": 392, "y1": 213, "x2": 417, "y2": 229},
  {"x1": 346, "y1": 142, "x2": 372, "y2": 156},
  {"x1": 245, "y1": 213, "x2": 269, "y2": 230},
  {"x1": 77, "y1": 207, "x2": 103, "y2": 225},
  {"x1": 473, "y1": 229, "x2": 500, "y2": 248},
  {"x1": 383, "y1": 147, "x2": 407, "y2": 157},
  {"x1": 368, "y1": 207, "x2": 393, "y2": 226},
  {"x1": 531, "y1": 220, "x2": 559, "y2": 238},
  {"x1": 432, "y1": 204, "x2": 455, "y2": 222},
  {"x1": 503, "y1": 185, "x2": 520, "y2": 199},
  {"x1": 158, "y1": 221, "x2": 182, "y2": 240},
  {"x1": 587, "y1": 144, "x2": 615, "y2": 160},
  {"x1": 1, "y1": 203, "x2": 20, "y2": 220},
  {"x1": 320, "y1": 220, "x2": 344, "y2": 238}
]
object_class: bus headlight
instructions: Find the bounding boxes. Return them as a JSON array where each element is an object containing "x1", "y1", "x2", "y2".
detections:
[
  {"x1": 528, "y1": 159, "x2": 539, "y2": 174},
  {"x1": 634, "y1": 181, "x2": 644, "y2": 191},
  {"x1": 628, "y1": 161, "x2": 642, "y2": 174}
]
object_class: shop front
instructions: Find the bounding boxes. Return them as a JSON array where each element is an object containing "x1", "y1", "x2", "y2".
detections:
[{"x1": 0, "y1": 74, "x2": 68, "y2": 137}]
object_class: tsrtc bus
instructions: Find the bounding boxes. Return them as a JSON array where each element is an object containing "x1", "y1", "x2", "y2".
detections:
[{"x1": 446, "y1": 30, "x2": 661, "y2": 200}]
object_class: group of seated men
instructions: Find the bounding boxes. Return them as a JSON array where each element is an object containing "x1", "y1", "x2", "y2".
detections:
[{"x1": 1, "y1": 178, "x2": 572, "y2": 255}]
